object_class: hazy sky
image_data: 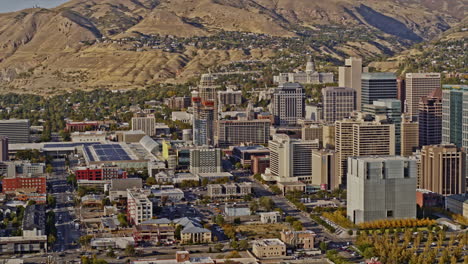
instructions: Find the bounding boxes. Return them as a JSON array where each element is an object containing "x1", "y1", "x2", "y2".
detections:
[{"x1": 0, "y1": 0, "x2": 70, "y2": 13}]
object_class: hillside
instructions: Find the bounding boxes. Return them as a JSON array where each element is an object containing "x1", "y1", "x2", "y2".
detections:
[{"x1": 0, "y1": 0, "x2": 466, "y2": 94}]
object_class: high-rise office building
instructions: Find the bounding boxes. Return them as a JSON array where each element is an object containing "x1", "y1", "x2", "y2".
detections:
[
  {"x1": 271, "y1": 83, "x2": 305, "y2": 126},
  {"x1": 441, "y1": 85, "x2": 468, "y2": 177},
  {"x1": 268, "y1": 134, "x2": 319, "y2": 183},
  {"x1": 216, "y1": 119, "x2": 271, "y2": 148},
  {"x1": 339, "y1": 57, "x2": 368, "y2": 111},
  {"x1": 420, "y1": 144, "x2": 466, "y2": 196},
  {"x1": 347, "y1": 156, "x2": 417, "y2": 224},
  {"x1": 0, "y1": 136, "x2": 8, "y2": 161},
  {"x1": 192, "y1": 92, "x2": 215, "y2": 146},
  {"x1": 405, "y1": 73, "x2": 441, "y2": 119},
  {"x1": 189, "y1": 148, "x2": 222, "y2": 174},
  {"x1": 335, "y1": 114, "x2": 395, "y2": 186},
  {"x1": 419, "y1": 87, "x2": 442, "y2": 147},
  {"x1": 131, "y1": 115, "x2": 156, "y2": 137},
  {"x1": 361, "y1": 72, "x2": 397, "y2": 107},
  {"x1": 311, "y1": 149, "x2": 338, "y2": 190},
  {"x1": 322, "y1": 87, "x2": 356, "y2": 123},
  {"x1": 192, "y1": 73, "x2": 220, "y2": 146},
  {"x1": 397, "y1": 78, "x2": 406, "y2": 112},
  {"x1": 0, "y1": 119, "x2": 30, "y2": 144},
  {"x1": 400, "y1": 115, "x2": 419, "y2": 157},
  {"x1": 363, "y1": 99, "x2": 402, "y2": 155}
]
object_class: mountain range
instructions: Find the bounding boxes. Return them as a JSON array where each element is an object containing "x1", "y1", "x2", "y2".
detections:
[{"x1": 0, "y1": 0, "x2": 466, "y2": 94}]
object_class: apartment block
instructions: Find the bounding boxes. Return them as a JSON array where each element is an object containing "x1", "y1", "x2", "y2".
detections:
[
  {"x1": 217, "y1": 119, "x2": 270, "y2": 148},
  {"x1": 207, "y1": 183, "x2": 252, "y2": 198},
  {"x1": 189, "y1": 148, "x2": 222, "y2": 174},
  {"x1": 267, "y1": 134, "x2": 319, "y2": 183},
  {"x1": 401, "y1": 115, "x2": 419, "y2": 157},
  {"x1": 127, "y1": 189, "x2": 153, "y2": 225},
  {"x1": 131, "y1": 115, "x2": 156, "y2": 137}
]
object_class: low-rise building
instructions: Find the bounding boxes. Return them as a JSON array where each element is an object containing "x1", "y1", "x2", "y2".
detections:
[
  {"x1": 280, "y1": 230, "x2": 315, "y2": 249},
  {"x1": 150, "y1": 186, "x2": 184, "y2": 202},
  {"x1": 251, "y1": 155, "x2": 269, "y2": 174},
  {"x1": 109, "y1": 178, "x2": 143, "y2": 201},
  {"x1": 445, "y1": 194, "x2": 468, "y2": 217},
  {"x1": 207, "y1": 183, "x2": 252, "y2": 198},
  {"x1": 259, "y1": 212, "x2": 281, "y2": 223},
  {"x1": 133, "y1": 220, "x2": 175, "y2": 245},
  {"x1": 416, "y1": 189, "x2": 443, "y2": 208},
  {"x1": 0, "y1": 236, "x2": 47, "y2": 254},
  {"x1": 71, "y1": 131, "x2": 107, "y2": 142},
  {"x1": 225, "y1": 206, "x2": 251, "y2": 217},
  {"x1": 252, "y1": 238, "x2": 286, "y2": 258},
  {"x1": 173, "y1": 217, "x2": 211, "y2": 244}
]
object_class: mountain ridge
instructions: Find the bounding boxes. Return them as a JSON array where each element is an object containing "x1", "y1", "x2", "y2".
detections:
[{"x1": 0, "y1": 0, "x2": 466, "y2": 94}]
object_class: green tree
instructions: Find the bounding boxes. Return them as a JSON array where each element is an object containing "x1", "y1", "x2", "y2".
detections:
[
  {"x1": 117, "y1": 213, "x2": 128, "y2": 227},
  {"x1": 47, "y1": 195, "x2": 56, "y2": 208},
  {"x1": 79, "y1": 235, "x2": 93, "y2": 247},
  {"x1": 292, "y1": 221, "x2": 303, "y2": 231},
  {"x1": 146, "y1": 177, "x2": 156, "y2": 186},
  {"x1": 259, "y1": 197, "x2": 275, "y2": 211},
  {"x1": 125, "y1": 245, "x2": 136, "y2": 256},
  {"x1": 214, "y1": 243, "x2": 224, "y2": 252},
  {"x1": 239, "y1": 240, "x2": 249, "y2": 250},
  {"x1": 175, "y1": 225, "x2": 183, "y2": 240},
  {"x1": 319, "y1": 241, "x2": 328, "y2": 252}
]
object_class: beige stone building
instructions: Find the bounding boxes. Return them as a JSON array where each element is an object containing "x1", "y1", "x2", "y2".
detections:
[
  {"x1": 420, "y1": 144, "x2": 466, "y2": 196},
  {"x1": 252, "y1": 239, "x2": 286, "y2": 258},
  {"x1": 280, "y1": 230, "x2": 316, "y2": 249},
  {"x1": 401, "y1": 115, "x2": 419, "y2": 157},
  {"x1": 335, "y1": 113, "x2": 395, "y2": 187}
]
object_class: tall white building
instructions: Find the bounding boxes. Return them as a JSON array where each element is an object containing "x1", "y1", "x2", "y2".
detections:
[
  {"x1": 131, "y1": 116, "x2": 156, "y2": 137},
  {"x1": 405, "y1": 73, "x2": 441, "y2": 120},
  {"x1": 127, "y1": 188, "x2": 153, "y2": 225},
  {"x1": 271, "y1": 83, "x2": 305, "y2": 126},
  {"x1": 339, "y1": 57, "x2": 368, "y2": 111},
  {"x1": 347, "y1": 156, "x2": 417, "y2": 224},
  {"x1": 189, "y1": 148, "x2": 222, "y2": 174},
  {"x1": 267, "y1": 134, "x2": 319, "y2": 183}
]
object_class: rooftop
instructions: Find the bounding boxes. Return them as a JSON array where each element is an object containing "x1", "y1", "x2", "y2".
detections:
[{"x1": 253, "y1": 238, "x2": 285, "y2": 247}]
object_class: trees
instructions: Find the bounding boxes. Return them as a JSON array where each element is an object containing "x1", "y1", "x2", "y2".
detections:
[
  {"x1": 259, "y1": 197, "x2": 275, "y2": 211},
  {"x1": 79, "y1": 235, "x2": 93, "y2": 247},
  {"x1": 239, "y1": 239, "x2": 249, "y2": 250},
  {"x1": 146, "y1": 177, "x2": 156, "y2": 186},
  {"x1": 125, "y1": 245, "x2": 136, "y2": 256},
  {"x1": 47, "y1": 195, "x2": 56, "y2": 208},
  {"x1": 292, "y1": 221, "x2": 303, "y2": 231},
  {"x1": 249, "y1": 200, "x2": 259, "y2": 212},
  {"x1": 319, "y1": 242, "x2": 328, "y2": 252},
  {"x1": 175, "y1": 225, "x2": 183, "y2": 240},
  {"x1": 214, "y1": 243, "x2": 224, "y2": 252},
  {"x1": 117, "y1": 213, "x2": 128, "y2": 227}
]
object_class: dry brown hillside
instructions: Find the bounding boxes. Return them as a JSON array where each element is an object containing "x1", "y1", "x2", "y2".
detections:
[{"x1": 0, "y1": 0, "x2": 466, "y2": 94}]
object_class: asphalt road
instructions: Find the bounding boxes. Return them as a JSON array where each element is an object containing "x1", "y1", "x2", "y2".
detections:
[{"x1": 247, "y1": 176, "x2": 350, "y2": 244}]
